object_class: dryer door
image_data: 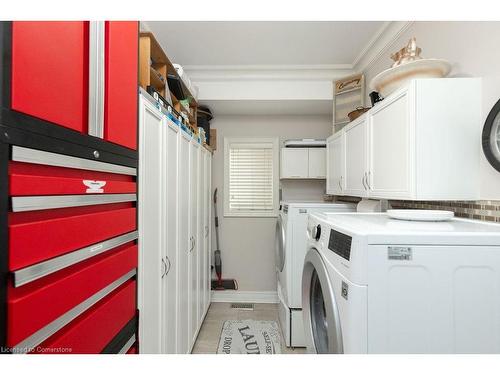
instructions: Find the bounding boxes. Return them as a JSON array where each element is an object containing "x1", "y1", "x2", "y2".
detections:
[
  {"x1": 302, "y1": 248, "x2": 343, "y2": 354},
  {"x1": 275, "y1": 213, "x2": 286, "y2": 272}
]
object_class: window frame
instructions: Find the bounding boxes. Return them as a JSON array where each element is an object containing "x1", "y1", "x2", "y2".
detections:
[{"x1": 223, "y1": 137, "x2": 279, "y2": 218}]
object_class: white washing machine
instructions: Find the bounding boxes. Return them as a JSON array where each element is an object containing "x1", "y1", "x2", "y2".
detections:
[
  {"x1": 303, "y1": 212, "x2": 500, "y2": 354},
  {"x1": 275, "y1": 201, "x2": 355, "y2": 347}
]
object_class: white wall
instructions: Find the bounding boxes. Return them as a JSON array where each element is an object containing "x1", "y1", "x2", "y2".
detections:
[
  {"x1": 363, "y1": 21, "x2": 500, "y2": 200},
  {"x1": 211, "y1": 115, "x2": 332, "y2": 292}
]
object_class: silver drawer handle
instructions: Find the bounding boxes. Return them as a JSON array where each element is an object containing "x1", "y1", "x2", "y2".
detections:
[{"x1": 11, "y1": 193, "x2": 136, "y2": 212}]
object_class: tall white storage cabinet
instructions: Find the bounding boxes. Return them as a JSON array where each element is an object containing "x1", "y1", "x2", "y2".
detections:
[
  {"x1": 178, "y1": 131, "x2": 191, "y2": 354},
  {"x1": 188, "y1": 139, "x2": 200, "y2": 348},
  {"x1": 138, "y1": 90, "x2": 213, "y2": 354},
  {"x1": 163, "y1": 117, "x2": 179, "y2": 354},
  {"x1": 204, "y1": 149, "x2": 212, "y2": 315},
  {"x1": 198, "y1": 148, "x2": 207, "y2": 325},
  {"x1": 138, "y1": 95, "x2": 164, "y2": 354}
]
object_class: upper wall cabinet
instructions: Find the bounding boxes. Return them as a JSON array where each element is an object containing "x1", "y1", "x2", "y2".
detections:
[
  {"x1": 344, "y1": 115, "x2": 368, "y2": 197},
  {"x1": 327, "y1": 78, "x2": 481, "y2": 201},
  {"x1": 281, "y1": 148, "x2": 326, "y2": 179},
  {"x1": 10, "y1": 21, "x2": 138, "y2": 150},
  {"x1": 326, "y1": 132, "x2": 344, "y2": 195}
]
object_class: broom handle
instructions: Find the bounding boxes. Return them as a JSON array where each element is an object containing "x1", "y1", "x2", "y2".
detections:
[{"x1": 213, "y1": 188, "x2": 220, "y2": 250}]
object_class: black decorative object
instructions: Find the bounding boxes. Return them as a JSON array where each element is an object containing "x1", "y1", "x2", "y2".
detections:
[
  {"x1": 197, "y1": 106, "x2": 213, "y2": 145},
  {"x1": 369, "y1": 91, "x2": 383, "y2": 106},
  {"x1": 482, "y1": 99, "x2": 500, "y2": 173}
]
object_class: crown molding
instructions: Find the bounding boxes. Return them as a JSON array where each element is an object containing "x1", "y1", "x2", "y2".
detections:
[
  {"x1": 352, "y1": 21, "x2": 414, "y2": 73},
  {"x1": 184, "y1": 64, "x2": 354, "y2": 82}
]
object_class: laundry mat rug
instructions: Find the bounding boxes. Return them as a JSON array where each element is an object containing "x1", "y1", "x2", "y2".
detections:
[{"x1": 217, "y1": 320, "x2": 281, "y2": 354}]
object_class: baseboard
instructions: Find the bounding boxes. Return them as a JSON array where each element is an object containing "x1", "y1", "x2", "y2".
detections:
[{"x1": 211, "y1": 290, "x2": 278, "y2": 304}]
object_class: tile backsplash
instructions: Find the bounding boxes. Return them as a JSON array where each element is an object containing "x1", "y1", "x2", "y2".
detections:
[
  {"x1": 389, "y1": 200, "x2": 500, "y2": 223},
  {"x1": 330, "y1": 196, "x2": 500, "y2": 223}
]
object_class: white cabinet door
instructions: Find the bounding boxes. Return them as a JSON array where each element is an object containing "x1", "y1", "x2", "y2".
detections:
[
  {"x1": 197, "y1": 147, "x2": 206, "y2": 325},
  {"x1": 188, "y1": 140, "x2": 199, "y2": 348},
  {"x1": 344, "y1": 117, "x2": 368, "y2": 197},
  {"x1": 206, "y1": 153, "x2": 212, "y2": 309},
  {"x1": 308, "y1": 148, "x2": 326, "y2": 179},
  {"x1": 326, "y1": 136, "x2": 335, "y2": 194},
  {"x1": 177, "y1": 131, "x2": 191, "y2": 354},
  {"x1": 138, "y1": 97, "x2": 164, "y2": 354},
  {"x1": 162, "y1": 118, "x2": 179, "y2": 354},
  {"x1": 369, "y1": 90, "x2": 413, "y2": 199},
  {"x1": 201, "y1": 149, "x2": 211, "y2": 317},
  {"x1": 326, "y1": 132, "x2": 344, "y2": 195},
  {"x1": 281, "y1": 148, "x2": 309, "y2": 178}
]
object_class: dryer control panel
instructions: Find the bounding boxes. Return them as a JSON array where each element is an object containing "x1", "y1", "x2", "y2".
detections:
[{"x1": 328, "y1": 229, "x2": 352, "y2": 261}]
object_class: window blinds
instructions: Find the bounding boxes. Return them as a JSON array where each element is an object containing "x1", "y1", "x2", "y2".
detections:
[{"x1": 228, "y1": 142, "x2": 275, "y2": 213}]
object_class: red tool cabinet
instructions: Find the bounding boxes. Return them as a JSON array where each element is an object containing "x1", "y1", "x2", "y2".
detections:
[{"x1": 0, "y1": 21, "x2": 139, "y2": 354}]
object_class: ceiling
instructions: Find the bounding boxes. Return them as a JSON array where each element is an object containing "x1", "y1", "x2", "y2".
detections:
[{"x1": 144, "y1": 21, "x2": 385, "y2": 67}]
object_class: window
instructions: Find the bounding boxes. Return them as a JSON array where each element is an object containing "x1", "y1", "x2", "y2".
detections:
[{"x1": 224, "y1": 137, "x2": 279, "y2": 217}]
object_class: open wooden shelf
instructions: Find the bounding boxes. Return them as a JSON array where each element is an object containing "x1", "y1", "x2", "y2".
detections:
[
  {"x1": 149, "y1": 67, "x2": 165, "y2": 90},
  {"x1": 139, "y1": 32, "x2": 199, "y2": 129}
]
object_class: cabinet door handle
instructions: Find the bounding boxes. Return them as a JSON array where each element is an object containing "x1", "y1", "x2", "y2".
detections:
[
  {"x1": 205, "y1": 226, "x2": 209, "y2": 238},
  {"x1": 190, "y1": 236, "x2": 196, "y2": 252},
  {"x1": 367, "y1": 171, "x2": 372, "y2": 190},
  {"x1": 362, "y1": 172, "x2": 367, "y2": 190},
  {"x1": 165, "y1": 256, "x2": 171, "y2": 276},
  {"x1": 161, "y1": 257, "x2": 167, "y2": 278},
  {"x1": 338, "y1": 178, "x2": 342, "y2": 191}
]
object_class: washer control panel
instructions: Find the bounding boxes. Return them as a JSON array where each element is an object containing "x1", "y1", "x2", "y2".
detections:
[{"x1": 328, "y1": 229, "x2": 352, "y2": 261}]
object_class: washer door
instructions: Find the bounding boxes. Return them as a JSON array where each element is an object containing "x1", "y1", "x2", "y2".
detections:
[
  {"x1": 302, "y1": 248, "x2": 343, "y2": 354},
  {"x1": 275, "y1": 214, "x2": 286, "y2": 272}
]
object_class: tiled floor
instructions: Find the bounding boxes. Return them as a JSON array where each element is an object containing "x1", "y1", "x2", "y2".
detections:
[{"x1": 192, "y1": 302, "x2": 307, "y2": 354}]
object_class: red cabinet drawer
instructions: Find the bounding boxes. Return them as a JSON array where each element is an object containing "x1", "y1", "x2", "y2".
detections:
[
  {"x1": 9, "y1": 161, "x2": 136, "y2": 196},
  {"x1": 104, "y1": 21, "x2": 138, "y2": 150},
  {"x1": 9, "y1": 202, "x2": 136, "y2": 270},
  {"x1": 7, "y1": 243, "x2": 137, "y2": 347},
  {"x1": 34, "y1": 280, "x2": 136, "y2": 354},
  {"x1": 11, "y1": 21, "x2": 89, "y2": 133},
  {"x1": 126, "y1": 345, "x2": 137, "y2": 354}
]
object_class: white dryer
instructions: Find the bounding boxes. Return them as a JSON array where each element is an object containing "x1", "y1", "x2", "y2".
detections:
[
  {"x1": 303, "y1": 212, "x2": 500, "y2": 354},
  {"x1": 275, "y1": 201, "x2": 355, "y2": 347}
]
